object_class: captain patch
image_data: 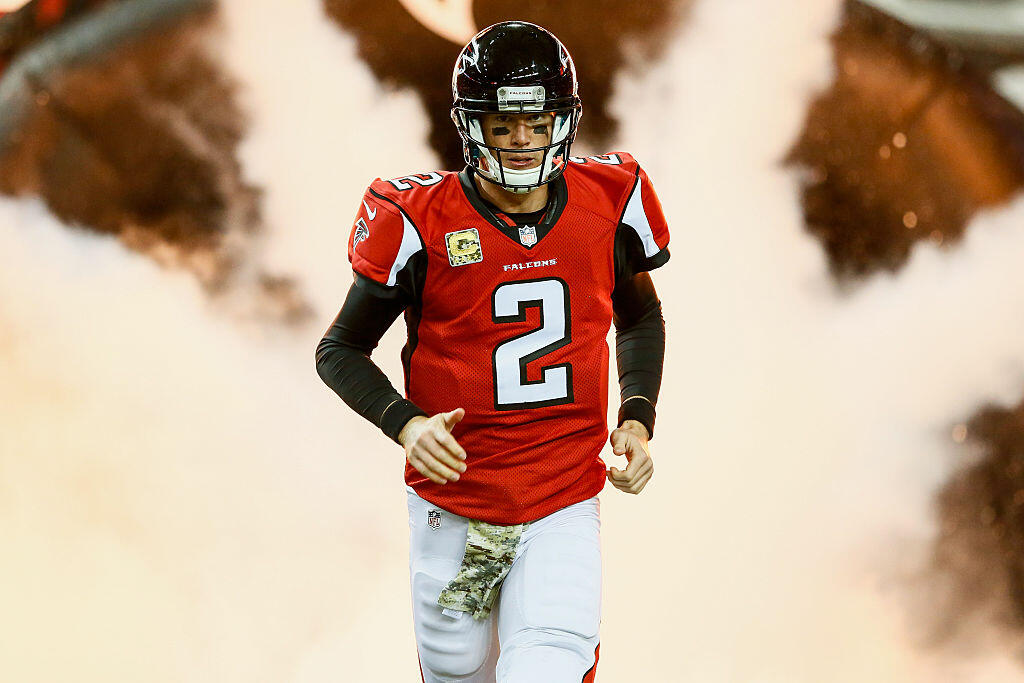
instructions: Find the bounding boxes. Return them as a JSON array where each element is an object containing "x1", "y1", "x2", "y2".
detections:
[{"x1": 445, "y1": 228, "x2": 483, "y2": 267}]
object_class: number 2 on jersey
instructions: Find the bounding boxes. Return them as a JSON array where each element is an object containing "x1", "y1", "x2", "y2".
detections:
[{"x1": 492, "y1": 278, "x2": 574, "y2": 410}]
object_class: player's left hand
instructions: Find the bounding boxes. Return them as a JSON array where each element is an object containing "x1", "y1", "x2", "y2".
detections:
[{"x1": 607, "y1": 420, "x2": 653, "y2": 495}]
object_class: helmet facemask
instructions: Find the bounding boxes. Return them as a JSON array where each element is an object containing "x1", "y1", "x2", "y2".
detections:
[{"x1": 452, "y1": 105, "x2": 581, "y2": 194}]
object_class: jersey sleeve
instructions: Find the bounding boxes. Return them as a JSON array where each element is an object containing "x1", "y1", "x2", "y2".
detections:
[
  {"x1": 347, "y1": 182, "x2": 425, "y2": 299},
  {"x1": 615, "y1": 162, "x2": 671, "y2": 281}
]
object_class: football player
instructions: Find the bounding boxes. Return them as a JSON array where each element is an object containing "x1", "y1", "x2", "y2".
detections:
[{"x1": 316, "y1": 20, "x2": 669, "y2": 682}]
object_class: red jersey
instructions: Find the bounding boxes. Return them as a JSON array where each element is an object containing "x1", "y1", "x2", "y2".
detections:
[{"x1": 347, "y1": 152, "x2": 670, "y2": 524}]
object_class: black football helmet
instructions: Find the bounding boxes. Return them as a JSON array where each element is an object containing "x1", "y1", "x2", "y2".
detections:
[{"x1": 451, "y1": 21, "x2": 582, "y2": 193}]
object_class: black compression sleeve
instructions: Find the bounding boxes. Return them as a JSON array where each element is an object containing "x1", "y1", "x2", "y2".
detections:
[
  {"x1": 611, "y1": 272, "x2": 665, "y2": 439},
  {"x1": 315, "y1": 281, "x2": 427, "y2": 443}
]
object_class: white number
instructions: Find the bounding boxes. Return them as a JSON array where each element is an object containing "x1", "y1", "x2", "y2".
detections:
[
  {"x1": 492, "y1": 278, "x2": 573, "y2": 410},
  {"x1": 388, "y1": 172, "x2": 444, "y2": 191},
  {"x1": 568, "y1": 154, "x2": 622, "y2": 165}
]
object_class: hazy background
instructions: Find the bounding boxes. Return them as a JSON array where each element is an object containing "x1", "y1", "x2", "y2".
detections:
[{"x1": 4, "y1": 0, "x2": 1024, "y2": 680}]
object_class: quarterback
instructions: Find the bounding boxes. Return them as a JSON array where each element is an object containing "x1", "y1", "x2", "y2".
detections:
[{"x1": 316, "y1": 21, "x2": 669, "y2": 682}]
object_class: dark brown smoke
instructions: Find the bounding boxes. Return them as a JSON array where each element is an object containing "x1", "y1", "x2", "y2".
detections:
[
  {"x1": 0, "y1": 6, "x2": 310, "y2": 323},
  {"x1": 323, "y1": 0, "x2": 689, "y2": 170},
  {"x1": 787, "y1": 0, "x2": 1024, "y2": 655},
  {"x1": 1, "y1": 12, "x2": 240, "y2": 252},
  {"x1": 788, "y1": 0, "x2": 1024, "y2": 281},
  {"x1": 929, "y1": 403, "x2": 1024, "y2": 649}
]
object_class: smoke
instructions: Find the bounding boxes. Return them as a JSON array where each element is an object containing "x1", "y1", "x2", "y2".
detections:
[
  {"x1": 0, "y1": 4, "x2": 311, "y2": 324},
  {"x1": 4, "y1": 0, "x2": 1024, "y2": 682},
  {"x1": 788, "y1": 0, "x2": 1024, "y2": 281},
  {"x1": 0, "y1": 1, "x2": 434, "y2": 680},
  {"x1": 601, "y1": 0, "x2": 1024, "y2": 679},
  {"x1": 930, "y1": 399, "x2": 1024, "y2": 651}
]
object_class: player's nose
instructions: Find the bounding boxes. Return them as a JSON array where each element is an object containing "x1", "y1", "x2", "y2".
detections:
[{"x1": 511, "y1": 121, "x2": 532, "y2": 146}]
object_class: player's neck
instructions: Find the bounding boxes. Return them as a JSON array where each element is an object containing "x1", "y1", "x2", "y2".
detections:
[{"x1": 473, "y1": 174, "x2": 548, "y2": 215}]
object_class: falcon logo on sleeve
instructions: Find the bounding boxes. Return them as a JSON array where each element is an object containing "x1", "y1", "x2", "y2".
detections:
[{"x1": 353, "y1": 217, "x2": 370, "y2": 248}]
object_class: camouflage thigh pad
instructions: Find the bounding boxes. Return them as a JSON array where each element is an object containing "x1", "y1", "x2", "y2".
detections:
[{"x1": 437, "y1": 518, "x2": 528, "y2": 620}]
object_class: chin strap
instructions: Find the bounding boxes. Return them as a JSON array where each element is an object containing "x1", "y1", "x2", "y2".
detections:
[
  {"x1": 474, "y1": 170, "x2": 539, "y2": 195},
  {"x1": 507, "y1": 183, "x2": 533, "y2": 195}
]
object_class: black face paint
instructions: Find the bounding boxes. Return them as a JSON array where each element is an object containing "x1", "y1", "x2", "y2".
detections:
[
  {"x1": 533, "y1": 126, "x2": 549, "y2": 135},
  {"x1": 491, "y1": 127, "x2": 511, "y2": 136}
]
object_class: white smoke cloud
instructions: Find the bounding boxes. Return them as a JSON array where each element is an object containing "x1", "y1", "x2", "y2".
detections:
[
  {"x1": 4, "y1": 0, "x2": 1024, "y2": 681},
  {"x1": 602, "y1": 0, "x2": 1024, "y2": 680},
  {"x1": 0, "y1": 1, "x2": 431, "y2": 680}
]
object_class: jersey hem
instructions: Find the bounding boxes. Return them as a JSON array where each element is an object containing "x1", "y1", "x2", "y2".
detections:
[{"x1": 409, "y1": 474, "x2": 607, "y2": 525}]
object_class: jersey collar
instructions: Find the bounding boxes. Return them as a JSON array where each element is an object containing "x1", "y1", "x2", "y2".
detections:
[{"x1": 458, "y1": 167, "x2": 568, "y2": 249}]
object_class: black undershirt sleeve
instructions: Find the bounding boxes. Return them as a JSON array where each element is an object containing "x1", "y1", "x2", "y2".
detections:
[
  {"x1": 611, "y1": 271, "x2": 666, "y2": 440},
  {"x1": 315, "y1": 279, "x2": 427, "y2": 443}
]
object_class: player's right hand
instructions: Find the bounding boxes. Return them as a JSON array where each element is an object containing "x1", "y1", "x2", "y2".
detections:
[{"x1": 398, "y1": 408, "x2": 468, "y2": 485}]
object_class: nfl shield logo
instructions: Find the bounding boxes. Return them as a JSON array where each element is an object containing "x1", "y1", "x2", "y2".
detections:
[
  {"x1": 427, "y1": 509, "x2": 441, "y2": 530},
  {"x1": 518, "y1": 225, "x2": 537, "y2": 247}
]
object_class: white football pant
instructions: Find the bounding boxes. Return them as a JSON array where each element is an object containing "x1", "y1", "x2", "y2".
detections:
[{"x1": 407, "y1": 487, "x2": 602, "y2": 682}]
